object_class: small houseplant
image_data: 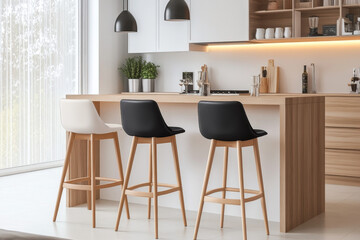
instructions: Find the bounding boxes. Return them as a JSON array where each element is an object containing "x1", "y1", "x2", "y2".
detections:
[
  {"x1": 120, "y1": 56, "x2": 144, "y2": 92},
  {"x1": 141, "y1": 61, "x2": 160, "y2": 92}
]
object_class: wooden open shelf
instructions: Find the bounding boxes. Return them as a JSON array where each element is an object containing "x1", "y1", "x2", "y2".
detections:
[
  {"x1": 249, "y1": 0, "x2": 360, "y2": 41},
  {"x1": 254, "y1": 9, "x2": 293, "y2": 14},
  {"x1": 250, "y1": 35, "x2": 360, "y2": 43},
  {"x1": 295, "y1": 6, "x2": 340, "y2": 11}
]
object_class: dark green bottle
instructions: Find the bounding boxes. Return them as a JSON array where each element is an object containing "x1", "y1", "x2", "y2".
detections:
[{"x1": 302, "y1": 65, "x2": 308, "y2": 94}]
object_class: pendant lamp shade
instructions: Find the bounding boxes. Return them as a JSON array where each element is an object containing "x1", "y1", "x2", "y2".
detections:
[
  {"x1": 114, "y1": 0, "x2": 137, "y2": 32},
  {"x1": 164, "y1": 0, "x2": 190, "y2": 21}
]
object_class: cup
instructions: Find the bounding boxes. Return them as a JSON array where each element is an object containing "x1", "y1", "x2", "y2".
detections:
[
  {"x1": 256, "y1": 28, "x2": 265, "y2": 40},
  {"x1": 265, "y1": 28, "x2": 275, "y2": 39},
  {"x1": 275, "y1": 27, "x2": 284, "y2": 38},
  {"x1": 284, "y1": 27, "x2": 292, "y2": 38}
]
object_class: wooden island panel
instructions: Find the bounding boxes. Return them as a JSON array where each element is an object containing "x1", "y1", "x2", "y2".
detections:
[{"x1": 66, "y1": 93, "x2": 325, "y2": 233}]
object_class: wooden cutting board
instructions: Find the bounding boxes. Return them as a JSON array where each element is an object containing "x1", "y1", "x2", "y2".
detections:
[
  {"x1": 267, "y1": 59, "x2": 280, "y2": 93},
  {"x1": 267, "y1": 60, "x2": 275, "y2": 93}
]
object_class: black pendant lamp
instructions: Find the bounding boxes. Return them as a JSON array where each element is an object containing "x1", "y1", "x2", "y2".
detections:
[
  {"x1": 164, "y1": 0, "x2": 190, "y2": 21},
  {"x1": 114, "y1": 0, "x2": 137, "y2": 32}
]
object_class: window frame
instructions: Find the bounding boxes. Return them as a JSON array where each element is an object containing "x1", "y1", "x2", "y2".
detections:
[{"x1": 0, "y1": 0, "x2": 87, "y2": 176}]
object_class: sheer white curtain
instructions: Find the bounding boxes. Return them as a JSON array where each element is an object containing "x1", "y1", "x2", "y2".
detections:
[{"x1": 0, "y1": 0, "x2": 80, "y2": 169}]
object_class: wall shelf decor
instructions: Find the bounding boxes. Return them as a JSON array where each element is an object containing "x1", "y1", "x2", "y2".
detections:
[{"x1": 249, "y1": 0, "x2": 360, "y2": 42}]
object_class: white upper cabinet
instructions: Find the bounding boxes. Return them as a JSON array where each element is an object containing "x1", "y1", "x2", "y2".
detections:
[
  {"x1": 190, "y1": 0, "x2": 249, "y2": 43},
  {"x1": 158, "y1": 0, "x2": 190, "y2": 52},
  {"x1": 128, "y1": 0, "x2": 190, "y2": 53},
  {"x1": 128, "y1": 0, "x2": 158, "y2": 53}
]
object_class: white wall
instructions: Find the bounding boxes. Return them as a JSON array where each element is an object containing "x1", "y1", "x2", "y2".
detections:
[
  {"x1": 143, "y1": 40, "x2": 360, "y2": 93},
  {"x1": 87, "y1": 0, "x2": 99, "y2": 94},
  {"x1": 99, "y1": 0, "x2": 129, "y2": 94},
  {"x1": 87, "y1": 0, "x2": 129, "y2": 94}
]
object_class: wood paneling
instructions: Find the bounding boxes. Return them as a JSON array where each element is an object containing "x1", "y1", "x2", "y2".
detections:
[
  {"x1": 325, "y1": 96, "x2": 360, "y2": 187},
  {"x1": 326, "y1": 149, "x2": 360, "y2": 178},
  {"x1": 325, "y1": 97, "x2": 360, "y2": 128},
  {"x1": 325, "y1": 127, "x2": 360, "y2": 151},
  {"x1": 326, "y1": 175, "x2": 360, "y2": 187},
  {"x1": 280, "y1": 97, "x2": 325, "y2": 232}
]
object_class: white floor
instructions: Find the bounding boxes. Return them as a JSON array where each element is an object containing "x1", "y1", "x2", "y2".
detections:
[{"x1": 0, "y1": 168, "x2": 360, "y2": 240}]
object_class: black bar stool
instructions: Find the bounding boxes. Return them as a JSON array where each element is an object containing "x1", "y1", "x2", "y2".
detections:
[
  {"x1": 193, "y1": 101, "x2": 270, "y2": 240},
  {"x1": 115, "y1": 99, "x2": 187, "y2": 239}
]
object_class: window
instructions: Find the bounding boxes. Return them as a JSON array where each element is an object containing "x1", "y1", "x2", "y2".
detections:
[{"x1": 0, "y1": 0, "x2": 81, "y2": 169}]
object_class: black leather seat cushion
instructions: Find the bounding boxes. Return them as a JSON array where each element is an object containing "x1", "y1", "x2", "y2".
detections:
[
  {"x1": 121, "y1": 100, "x2": 185, "y2": 138},
  {"x1": 198, "y1": 101, "x2": 267, "y2": 141},
  {"x1": 254, "y1": 129, "x2": 268, "y2": 138},
  {"x1": 169, "y1": 126, "x2": 185, "y2": 135}
]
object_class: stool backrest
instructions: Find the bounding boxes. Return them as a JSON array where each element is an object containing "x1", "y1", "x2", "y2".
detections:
[
  {"x1": 120, "y1": 100, "x2": 172, "y2": 137},
  {"x1": 198, "y1": 101, "x2": 258, "y2": 141},
  {"x1": 60, "y1": 99, "x2": 111, "y2": 134}
]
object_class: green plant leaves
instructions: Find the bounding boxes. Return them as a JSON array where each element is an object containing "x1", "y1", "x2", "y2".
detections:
[
  {"x1": 120, "y1": 56, "x2": 144, "y2": 79},
  {"x1": 141, "y1": 62, "x2": 160, "y2": 79},
  {"x1": 120, "y1": 57, "x2": 160, "y2": 80}
]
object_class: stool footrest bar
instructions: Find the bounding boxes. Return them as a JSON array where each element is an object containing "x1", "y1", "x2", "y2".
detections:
[
  {"x1": 63, "y1": 178, "x2": 123, "y2": 191},
  {"x1": 204, "y1": 188, "x2": 263, "y2": 205},
  {"x1": 125, "y1": 182, "x2": 180, "y2": 198}
]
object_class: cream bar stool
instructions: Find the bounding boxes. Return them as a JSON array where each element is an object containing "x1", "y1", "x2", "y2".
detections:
[
  {"x1": 193, "y1": 101, "x2": 270, "y2": 240},
  {"x1": 115, "y1": 100, "x2": 187, "y2": 239},
  {"x1": 53, "y1": 99, "x2": 130, "y2": 228}
]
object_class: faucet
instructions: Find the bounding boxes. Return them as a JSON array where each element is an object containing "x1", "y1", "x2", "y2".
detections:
[{"x1": 311, "y1": 63, "x2": 316, "y2": 93}]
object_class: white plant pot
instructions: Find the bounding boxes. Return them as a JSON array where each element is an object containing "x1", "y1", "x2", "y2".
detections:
[
  {"x1": 142, "y1": 78, "x2": 155, "y2": 92},
  {"x1": 128, "y1": 79, "x2": 141, "y2": 92}
]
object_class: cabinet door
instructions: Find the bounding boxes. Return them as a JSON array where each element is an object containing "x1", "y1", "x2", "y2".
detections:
[
  {"x1": 190, "y1": 0, "x2": 249, "y2": 43},
  {"x1": 128, "y1": 0, "x2": 157, "y2": 53},
  {"x1": 158, "y1": 0, "x2": 190, "y2": 52}
]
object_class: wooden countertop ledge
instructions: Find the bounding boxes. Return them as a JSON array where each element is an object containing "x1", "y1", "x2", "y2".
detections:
[{"x1": 67, "y1": 93, "x2": 329, "y2": 106}]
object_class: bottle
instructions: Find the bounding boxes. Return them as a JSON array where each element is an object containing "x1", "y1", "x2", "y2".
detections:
[{"x1": 302, "y1": 65, "x2": 308, "y2": 94}]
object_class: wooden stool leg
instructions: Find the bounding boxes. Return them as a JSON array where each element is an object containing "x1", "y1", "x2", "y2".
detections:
[
  {"x1": 113, "y1": 133, "x2": 130, "y2": 220},
  {"x1": 170, "y1": 136, "x2": 187, "y2": 227},
  {"x1": 152, "y1": 138, "x2": 159, "y2": 239},
  {"x1": 53, "y1": 132, "x2": 75, "y2": 222},
  {"x1": 115, "y1": 137, "x2": 138, "y2": 231},
  {"x1": 90, "y1": 135, "x2": 96, "y2": 228},
  {"x1": 193, "y1": 139, "x2": 217, "y2": 240},
  {"x1": 237, "y1": 141, "x2": 247, "y2": 240},
  {"x1": 148, "y1": 144, "x2": 153, "y2": 219},
  {"x1": 220, "y1": 146, "x2": 229, "y2": 228},
  {"x1": 87, "y1": 140, "x2": 91, "y2": 210},
  {"x1": 254, "y1": 139, "x2": 270, "y2": 235}
]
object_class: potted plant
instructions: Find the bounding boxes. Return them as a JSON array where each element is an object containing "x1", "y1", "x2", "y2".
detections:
[
  {"x1": 141, "y1": 61, "x2": 159, "y2": 92},
  {"x1": 120, "y1": 56, "x2": 144, "y2": 92}
]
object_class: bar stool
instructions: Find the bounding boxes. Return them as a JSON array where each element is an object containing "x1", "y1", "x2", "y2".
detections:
[
  {"x1": 193, "y1": 101, "x2": 270, "y2": 240},
  {"x1": 53, "y1": 99, "x2": 130, "y2": 228},
  {"x1": 115, "y1": 99, "x2": 187, "y2": 239}
]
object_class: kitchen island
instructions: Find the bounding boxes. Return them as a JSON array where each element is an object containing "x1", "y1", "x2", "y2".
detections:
[{"x1": 66, "y1": 93, "x2": 325, "y2": 233}]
